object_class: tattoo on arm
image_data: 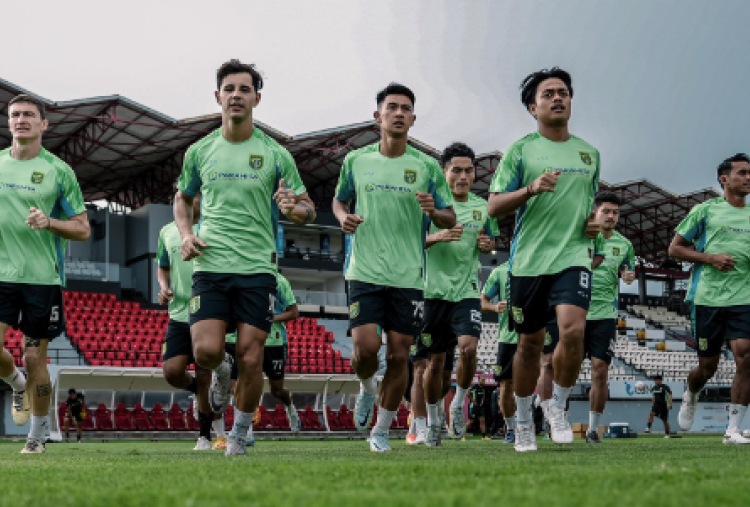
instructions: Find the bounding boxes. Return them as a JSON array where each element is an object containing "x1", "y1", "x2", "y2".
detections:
[
  {"x1": 299, "y1": 201, "x2": 314, "y2": 224},
  {"x1": 24, "y1": 336, "x2": 42, "y2": 348},
  {"x1": 36, "y1": 383, "x2": 52, "y2": 398}
]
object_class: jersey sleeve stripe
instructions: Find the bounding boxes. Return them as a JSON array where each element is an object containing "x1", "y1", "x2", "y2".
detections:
[
  {"x1": 336, "y1": 170, "x2": 356, "y2": 202},
  {"x1": 428, "y1": 180, "x2": 449, "y2": 210},
  {"x1": 503, "y1": 158, "x2": 524, "y2": 193},
  {"x1": 182, "y1": 163, "x2": 202, "y2": 197},
  {"x1": 507, "y1": 202, "x2": 528, "y2": 271}
]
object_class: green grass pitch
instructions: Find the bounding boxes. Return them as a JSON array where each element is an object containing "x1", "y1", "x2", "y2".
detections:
[{"x1": 0, "y1": 435, "x2": 747, "y2": 507}]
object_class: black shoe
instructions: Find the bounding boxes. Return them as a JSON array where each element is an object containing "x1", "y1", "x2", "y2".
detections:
[{"x1": 586, "y1": 431, "x2": 603, "y2": 444}]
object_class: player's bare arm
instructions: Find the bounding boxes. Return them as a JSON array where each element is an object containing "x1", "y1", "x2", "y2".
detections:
[
  {"x1": 156, "y1": 266, "x2": 174, "y2": 306},
  {"x1": 669, "y1": 234, "x2": 737, "y2": 272},
  {"x1": 274, "y1": 178, "x2": 316, "y2": 225},
  {"x1": 273, "y1": 303, "x2": 299, "y2": 324},
  {"x1": 174, "y1": 190, "x2": 207, "y2": 261},
  {"x1": 416, "y1": 191, "x2": 456, "y2": 229},
  {"x1": 487, "y1": 170, "x2": 561, "y2": 218},
  {"x1": 25, "y1": 209, "x2": 89, "y2": 241},
  {"x1": 425, "y1": 225, "x2": 462, "y2": 248},
  {"x1": 332, "y1": 198, "x2": 364, "y2": 234}
]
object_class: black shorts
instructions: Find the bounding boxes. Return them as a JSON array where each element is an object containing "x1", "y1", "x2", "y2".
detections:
[
  {"x1": 543, "y1": 321, "x2": 560, "y2": 355},
  {"x1": 493, "y1": 342, "x2": 517, "y2": 382},
  {"x1": 226, "y1": 343, "x2": 287, "y2": 381},
  {"x1": 0, "y1": 282, "x2": 64, "y2": 340},
  {"x1": 584, "y1": 319, "x2": 617, "y2": 364},
  {"x1": 509, "y1": 267, "x2": 592, "y2": 334},
  {"x1": 651, "y1": 405, "x2": 669, "y2": 421},
  {"x1": 405, "y1": 346, "x2": 455, "y2": 403},
  {"x1": 348, "y1": 281, "x2": 423, "y2": 336},
  {"x1": 69, "y1": 411, "x2": 83, "y2": 423},
  {"x1": 190, "y1": 272, "x2": 275, "y2": 333},
  {"x1": 411, "y1": 299, "x2": 481, "y2": 360},
  {"x1": 692, "y1": 304, "x2": 750, "y2": 358},
  {"x1": 162, "y1": 320, "x2": 194, "y2": 363}
]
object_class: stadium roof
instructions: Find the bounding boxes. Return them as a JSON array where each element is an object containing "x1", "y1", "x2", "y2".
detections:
[{"x1": 0, "y1": 78, "x2": 721, "y2": 261}]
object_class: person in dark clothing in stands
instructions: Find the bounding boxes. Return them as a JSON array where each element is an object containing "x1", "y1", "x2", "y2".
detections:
[
  {"x1": 64, "y1": 389, "x2": 85, "y2": 443},
  {"x1": 469, "y1": 377, "x2": 492, "y2": 440},
  {"x1": 645, "y1": 375, "x2": 672, "y2": 437}
]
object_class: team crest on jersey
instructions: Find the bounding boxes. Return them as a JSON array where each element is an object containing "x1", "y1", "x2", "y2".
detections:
[
  {"x1": 579, "y1": 151, "x2": 592, "y2": 165},
  {"x1": 249, "y1": 154, "x2": 264, "y2": 170},
  {"x1": 612, "y1": 246, "x2": 621, "y2": 256},
  {"x1": 349, "y1": 302, "x2": 360, "y2": 319},
  {"x1": 30, "y1": 172, "x2": 45, "y2": 184},
  {"x1": 365, "y1": 183, "x2": 376, "y2": 192},
  {"x1": 404, "y1": 169, "x2": 417, "y2": 184},
  {"x1": 209, "y1": 172, "x2": 219, "y2": 182},
  {"x1": 512, "y1": 307, "x2": 524, "y2": 324},
  {"x1": 543, "y1": 167, "x2": 554, "y2": 174},
  {"x1": 190, "y1": 296, "x2": 201, "y2": 314},
  {"x1": 422, "y1": 334, "x2": 432, "y2": 347},
  {"x1": 698, "y1": 338, "x2": 707, "y2": 351},
  {"x1": 473, "y1": 210, "x2": 482, "y2": 221}
]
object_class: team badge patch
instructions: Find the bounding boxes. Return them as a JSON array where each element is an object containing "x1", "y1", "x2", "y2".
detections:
[
  {"x1": 349, "y1": 302, "x2": 360, "y2": 319},
  {"x1": 421, "y1": 334, "x2": 432, "y2": 347},
  {"x1": 494, "y1": 365, "x2": 502, "y2": 376},
  {"x1": 404, "y1": 169, "x2": 417, "y2": 184},
  {"x1": 473, "y1": 210, "x2": 482, "y2": 221},
  {"x1": 612, "y1": 246, "x2": 621, "y2": 256},
  {"x1": 190, "y1": 296, "x2": 201, "y2": 314},
  {"x1": 545, "y1": 332, "x2": 552, "y2": 346},
  {"x1": 410, "y1": 344, "x2": 417, "y2": 356},
  {"x1": 30, "y1": 172, "x2": 45, "y2": 184},
  {"x1": 512, "y1": 307, "x2": 524, "y2": 324},
  {"x1": 365, "y1": 183, "x2": 376, "y2": 192},
  {"x1": 698, "y1": 338, "x2": 707, "y2": 351},
  {"x1": 209, "y1": 172, "x2": 219, "y2": 182},
  {"x1": 579, "y1": 151, "x2": 592, "y2": 165},
  {"x1": 162, "y1": 342, "x2": 167, "y2": 356},
  {"x1": 249, "y1": 154, "x2": 264, "y2": 170}
]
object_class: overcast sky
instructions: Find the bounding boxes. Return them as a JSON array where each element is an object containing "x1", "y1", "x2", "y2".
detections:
[{"x1": 2, "y1": 0, "x2": 748, "y2": 193}]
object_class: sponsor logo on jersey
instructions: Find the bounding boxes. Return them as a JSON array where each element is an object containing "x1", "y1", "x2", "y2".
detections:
[
  {"x1": 612, "y1": 246, "x2": 620, "y2": 256},
  {"x1": 190, "y1": 296, "x2": 201, "y2": 314},
  {"x1": 349, "y1": 301, "x2": 360, "y2": 319},
  {"x1": 472, "y1": 210, "x2": 482, "y2": 221},
  {"x1": 579, "y1": 151, "x2": 592, "y2": 165},
  {"x1": 421, "y1": 333, "x2": 432, "y2": 347},
  {"x1": 512, "y1": 307, "x2": 524, "y2": 324},
  {"x1": 249, "y1": 154, "x2": 264, "y2": 170},
  {"x1": 30, "y1": 172, "x2": 45, "y2": 184},
  {"x1": 404, "y1": 169, "x2": 417, "y2": 184},
  {"x1": 698, "y1": 338, "x2": 707, "y2": 351}
]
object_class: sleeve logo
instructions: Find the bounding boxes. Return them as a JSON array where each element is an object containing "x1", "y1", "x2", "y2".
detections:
[
  {"x1": 349, "y1": 301, "x2": 360, "y2": 319},
  {"x1": 249, "y1": 154, "x2": 265, "y2": 170},
  {"x1": 579, "y1": 151, "x2": 592, "y2": 165},
  {"x1": 472, "y1": 210, "x2": 482, "y2": 221},
  {"x1": 404, "y1": 169, "x2": 417, "y2": 184},
  {"x1": 30, "y1": 172, "x2": 45, "y2": 184}
]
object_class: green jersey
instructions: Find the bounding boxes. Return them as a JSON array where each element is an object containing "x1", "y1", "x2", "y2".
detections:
[
  {"x1": 157, "y1": 222, "x2": 197, "y2": 323},
  {"x1": 482, "y1": 262, "x2": 517, "y2": 344},
  {"x1": 177, "y1": 128, "x2": 306, "y2": 276},
  {"x1": 425, "y1": 194, "x2": 493, "y2": 301},
  {"x1": 0, "y1": 148, "x2": 86, "y2": 285},
  {"x1": 490, "y1": 132, "x2": 600, "y2": 277},
  {"x1": 676, "y1": 197, "x2": 750, "y2": 307},
  {"x1": 335, "y1": 143, "x2": 454, "y2": 290},
  {"x1": 588, "y1": 231, "x2": 635, "y2": 320},
  {"x1": 268, "y1": 273, "x2": 296, "y2": 347}
]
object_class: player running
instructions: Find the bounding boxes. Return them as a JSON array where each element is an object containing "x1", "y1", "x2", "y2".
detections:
[
  {"x1": 0, "y1": 94, "x2": 90, "y2": 454},
  {"x1": 645, "y1": 375, "x2": 672, "y2": 437},
  {"x1": 333, "y1": 83, "x2": 456, "y2": 452},
  {"x1": 487, "y1": 68, "x2": 601, "y2": 452},
  {"x1": 405, "y1": 347, "x2": 454, "y2": 444},
  {"x1": 63, "y1": 389, "x2": 85, "y2": 443},
  {"x1": 671, "y1": 154, "x2": 750, "y2": 444},
  {"x1": 174, "y1": 60, "x2": 315, "y2": 456},
  {"x1": 482, "y1": 261, "x2": 517, "y2": 444},
  {"x1": 157, "y1": 194, "x2": 214, "y2": 451}
]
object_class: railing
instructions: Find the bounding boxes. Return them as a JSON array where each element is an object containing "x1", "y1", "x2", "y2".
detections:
[{"x1": 292, "y1": 291, "x2": 347, "y2": 307}]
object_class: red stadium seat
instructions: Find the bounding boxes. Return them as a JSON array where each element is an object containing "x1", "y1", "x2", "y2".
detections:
[
  {"x1": 187, "y1": 404, "x2": 200, "y2": 431},
  {"x1": 114, "y1": 403, "x2": 133, "y2": 430},
  {"x1": 94, "y1": 403, "x2": 114, "y2": 430},
  {"x1": 253, "y1": 406, "x2": 273, "y2": 431},
  {"x1": 132, "y1": 404, "x2": 152, "y2": 430},
  {"x1": 302, "y1": 406, "x2": 323, "y2": 430},
  {"x1": 150, "y1": 403, "x2": 169, "y2": 431},
  {"x1": 338, "y1": 405, "x2": 355, "y2": 430},
  {"x1": 224, "y1": 405, "x2": 235, "y2": 432},
  {"x1": 325, "y1": 406, "x2": 341, "y2": 430},
  {"x1": 272, "y1": 404, "x2": 290, "y2": 430},
  {"x1": 396, "y1": 405, "x2": 409, "y2": 430},
  {"x1": 168, "y1": 403, "x2": 187, "y2": 430}
]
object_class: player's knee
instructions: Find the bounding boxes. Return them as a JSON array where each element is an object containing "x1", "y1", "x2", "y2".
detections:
[
  {"x1": 237, "y1": 349, "x2": 262, "y2": 373},
  {"x1": 591, "y1": 361, "x2": 609, "y2": 382},
  {"x1": 734, "y1": 351, "x2": 750, "y2": 374},
  {"x1": 193, "y1": 343, "x2": 223, "y2": 370},
  {"x1": 559, "y1": 321, "x2": 585, "y2": 342},
  {"x1": 699, "y1": 360, "x2": 719, "y2": 378},
  {"x1": 459, "y1": 341, "x2": 477, "y2": 360},
  {"x1": 426, "y1": 358, "x2": 443, "y2": 376},
  {"x1": 518, "y1": 340, "x2": 543, "y2": 361},
  {"x1": 385, "y1": 351, "x2": 407, "y2": 372},
  {"x1": 22, "y1": 348, "x2": 45, "y2": 372},
  {"x1": 162, "y1": 363, "x2": 184, "y2": 388}
]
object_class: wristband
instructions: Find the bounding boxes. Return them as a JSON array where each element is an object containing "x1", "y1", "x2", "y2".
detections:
[{"x1": 526, "y1": 184, "x2": 535, "y2": 196}]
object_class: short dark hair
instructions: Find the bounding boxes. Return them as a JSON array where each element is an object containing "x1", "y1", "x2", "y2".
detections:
[
  {"x1": 8, "y1": 94, "x2": 46, "y2": 120},
  {"x1": 216, "y1": 59, "x2": 264, "y2": 92},
  {"x1": 520, "y1": 67, "x2": 573, "y2": 110},
  {"x1": 68, "y1": 388, "x2": 76, "y2": 394},
  {"x1": 595, "y1": 191, "x2": 621, "y2": 208},
  {"x1": 717, "y1": 153, "x2": 750, "y2": 186},
  {"x1": 376, "y1": 82, "x2": 415, "y2": 108},
  {"x1": 440, "y1": 142, "x2": 476, "y2": 168},
  {"x1": 653, "y1": 374, "x2": 663, "y2": 380}
]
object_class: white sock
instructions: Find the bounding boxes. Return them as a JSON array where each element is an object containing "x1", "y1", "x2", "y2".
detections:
[
  {"x1": 360, "y1": 376, "x2": 377, "y2": 395},
  {"x1": 589, "y1": 411, "x2": 602, "y2": 431},
  {"x1": 727, "y1": 404, "x2": 748, "y2": 432},
  {"x1": 505, "y1": 415, "x2": 516, "y2": 430},
  {"x1": 452, "y1": 386, "x2": 469, "y2": 408},
  {"x1": 515, "y1": 395, "x2": 533, "y2": 425},
  {"x1": 245, "y1": 424, "x2": 254, "y2": 442},
  {"x1": 1, "y1": 366, "x2": 26, "y2": 391},
  {"x1": 551, "y1": 382, "x2": 572, "y2": 409},
  {"x1": 212, "y1": 417, "x2": 226, "y2": 438},
  {"x1": 29, "y1": 415, "x2": 48, "y2": 441},
  {"x1": 426, "y1": 403, "x2": 439, "y2": 426},
  {"x1": 408, "y1": 417, "x2": 417, "y2": 434},
  {"x1": 229, "y1": 409, "x2": 253, "y2": 440},
  {"x1": 372, "y1": 407, "x2": 396, "y2": 434},
  {"x1": 415, "y1": 416, "x2": 427, "y2": 433},
  {"x1": 541, "y1": 399, "x2": 551, "y2": 419},
  {"x1": 687, "y1": 389, "x2": 699, "y2": 405}
]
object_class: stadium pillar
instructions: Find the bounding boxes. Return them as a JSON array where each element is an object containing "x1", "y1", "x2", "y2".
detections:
[{"x1": 638, "y1": 266, "x2": 647, "y2": 305}]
